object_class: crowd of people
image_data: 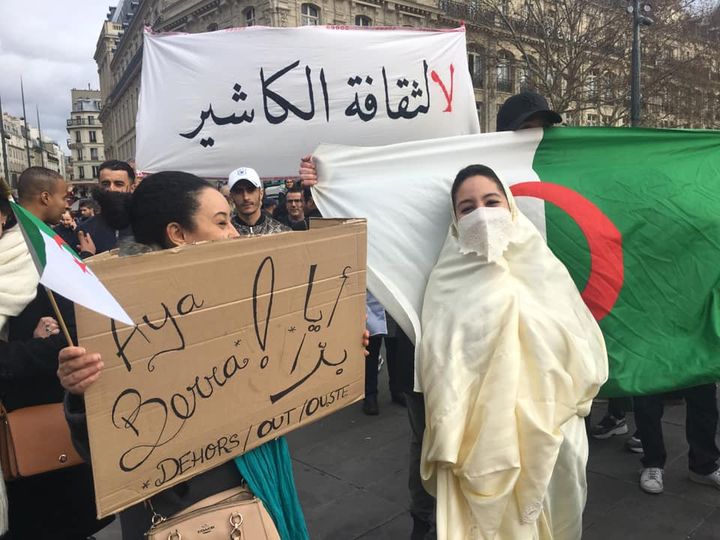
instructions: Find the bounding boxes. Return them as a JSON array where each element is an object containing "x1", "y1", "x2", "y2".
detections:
[{"x1": 0, "y1": 90, "x2": 718, "y2": 540}]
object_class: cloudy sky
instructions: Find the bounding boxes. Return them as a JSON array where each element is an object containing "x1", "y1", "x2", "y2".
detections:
[{"x1": 0, "y1": 0, "x2": 111, "y2": 155}]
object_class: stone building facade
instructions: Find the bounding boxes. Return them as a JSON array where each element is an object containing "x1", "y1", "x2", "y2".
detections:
[
  {"x1": 95, "y1": 0, "x2": 720, "y2": 159},
  {"x1": 66, "y1": 89, "x2": 106, "y2": 186},
  {"x1": 1, "y1": 112, "x2": 66, "y2": 187}
]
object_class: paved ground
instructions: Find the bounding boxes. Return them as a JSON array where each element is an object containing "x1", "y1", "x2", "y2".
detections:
[{"x1": 97, "y1": 374, "x2": 720, "y2": 539}]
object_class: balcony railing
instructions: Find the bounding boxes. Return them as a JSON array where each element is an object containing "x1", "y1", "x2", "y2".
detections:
[
  {"x1": 66, "y1": 118, "x2": 98, "y2": 127},
  {"x1": 438, "y1": 0, "x2": 495, "y2": 26},
  {"x1": 497, "y1": 79, "x2": 514, "y2": 93}
]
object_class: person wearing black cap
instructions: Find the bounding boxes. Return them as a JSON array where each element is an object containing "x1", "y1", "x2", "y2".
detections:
[{"x1": 496, "y1": 91, "x2": 563, "y2": 132}]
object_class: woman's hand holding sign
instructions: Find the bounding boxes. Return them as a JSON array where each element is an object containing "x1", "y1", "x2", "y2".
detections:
[{"x1": 58, "y1": 347, "x2": 104, "y2": 395}]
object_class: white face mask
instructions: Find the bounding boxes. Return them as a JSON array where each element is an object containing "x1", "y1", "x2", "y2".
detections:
[{"x1": 456, "y1": 207, "x2": 514, "y2": 263}]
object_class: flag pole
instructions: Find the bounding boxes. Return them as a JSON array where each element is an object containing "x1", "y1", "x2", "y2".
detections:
[
  {"x1": 20, "y1": 77, "x2": 32, "y2": 168},
  {"x1": 44, "y1": 287, "x2": 75, "y2": 347},
  {"x1": 35, "y1": 105, "x2": 45, "y2": 168}
]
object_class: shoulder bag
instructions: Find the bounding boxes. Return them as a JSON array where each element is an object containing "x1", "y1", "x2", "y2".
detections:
[
  {"x1": 0, "y1": 402, "x2": 84, "y2": 480},
  {"x1": 145, "y1": 485, "x2": 281, "y2": 540}
]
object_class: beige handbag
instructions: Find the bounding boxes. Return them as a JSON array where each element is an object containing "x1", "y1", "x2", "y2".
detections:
[{"x1": 145, "y1": 485, "x2": 281, "y2": 540}]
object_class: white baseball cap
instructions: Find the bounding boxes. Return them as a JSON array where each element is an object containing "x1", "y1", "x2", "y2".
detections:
[{"x1": 227, "y1": 167, "x2": 262, "y2": 191}]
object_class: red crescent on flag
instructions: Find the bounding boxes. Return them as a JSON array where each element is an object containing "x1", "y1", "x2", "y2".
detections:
[
  {"x1": 510, "y1": 182, "x2": 624, "y2": 321},
  {"x1": 53, "y1": 233, "x2": 88, "y2": 273}
]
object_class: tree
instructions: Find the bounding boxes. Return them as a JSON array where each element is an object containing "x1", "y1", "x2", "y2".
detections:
[{"x1": 476, "y1": 0, "x2": 720, "y2": 127}]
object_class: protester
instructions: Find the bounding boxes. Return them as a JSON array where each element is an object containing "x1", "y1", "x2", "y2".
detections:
[
  {"x1": 363, "y1": 299, "x2": 412, "y2": 417},
  {"x1": 77, "y1": 198, "x2": 97, "y2": 223},
  {"x1": 263, "y1": 196, "x2": 278, "y2": 217},
  {"x1": 227, "y1": 166, "x2": 289, "y2": 235},
  {"x1": 58, "y1": 171, "x2": 309, "y2": 540},
  {"x1": 1, "y1": 169, "x2": 111, "y2": 538},
  {"x1": 496, "y1": 91, "x2": 563, "y2": 131},
  {"x1": 54, "y1": 209, "x2": 79, "y2": 250},
  {"x1": 634, "y1": 385, "x2": 720, "y2": 494},
  {"x1": 417, "y1": 165, "x2": 607, "y2": 539},
  {"x1": 363, "y1": 291, "x2": 387, "y2": 415},
  {"x1": 298, "y1": 91, "x2": 565, "y2": 538},
  {"x1": 303, "y1": 187, "x2": 321, "y2": 221},
  {"x1": 278, "y1": 186, "x2": 308, "y2": 230},
  {"x1": 76, "y1": 159, "x2": 135, "y2": 257}
]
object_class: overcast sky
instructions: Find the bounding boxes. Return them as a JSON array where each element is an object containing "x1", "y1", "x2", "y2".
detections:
[{"x1": 0, "y1": 0, "x2": 111, "y2": 155}]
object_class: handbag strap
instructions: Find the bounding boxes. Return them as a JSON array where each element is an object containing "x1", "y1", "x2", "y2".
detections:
[{"x1": 145, "y1": 484, "x2": 252, "y2": 526}]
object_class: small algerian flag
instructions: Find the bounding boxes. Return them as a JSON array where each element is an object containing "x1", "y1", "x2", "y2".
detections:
[
  {"x1": 10, "y1": 201, "x2": 133, "y2": 326},
  {"x1": 312, "y1": 127, "x2": 720, "y2": 397}
]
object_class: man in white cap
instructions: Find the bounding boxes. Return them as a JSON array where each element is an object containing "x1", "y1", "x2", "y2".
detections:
[{"x1": 227, "y1": 166, "x2": 289, "y2": 236}]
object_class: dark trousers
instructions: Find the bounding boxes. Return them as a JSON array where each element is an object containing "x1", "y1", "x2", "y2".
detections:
[
  {"x1": 364, "y1": 334, "x2": 384, "y2": 397},
  {"x1": 385, "y1": 327, "x2": 415, "y2": 395},
  {"x1": 365, "y1": 329, "x2": 415, "y2": 398},
  {"x1": 608, "y1": 397, "x2": 633, "y2": 418},
  {"x1": 634, "y1": 383, "x2": 720, "y2": 474},
  {"x1": 406, "y1": 391, "x2": 436, "y2": 539}
]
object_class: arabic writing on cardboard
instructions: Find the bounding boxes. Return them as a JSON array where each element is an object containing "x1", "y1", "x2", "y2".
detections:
[{"x1": 76, "y1": 220, "x2": 367, "y2": 517}]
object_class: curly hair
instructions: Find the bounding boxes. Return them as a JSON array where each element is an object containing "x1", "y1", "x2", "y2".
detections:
[{"x1": 93, "y1": 171, "x2": 212, "y2": 247}]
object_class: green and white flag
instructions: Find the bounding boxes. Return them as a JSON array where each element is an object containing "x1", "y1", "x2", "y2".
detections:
[
  {"x1": 10, "y1": 201, "x2": 133, "y2": 326},
  {"x1": 312, "y1": 127, "x2": 720, "y2": 396}
]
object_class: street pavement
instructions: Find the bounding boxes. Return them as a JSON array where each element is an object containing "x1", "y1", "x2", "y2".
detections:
[{"x1": 96, "y1": 372, "x2": 720, "y2": 539}]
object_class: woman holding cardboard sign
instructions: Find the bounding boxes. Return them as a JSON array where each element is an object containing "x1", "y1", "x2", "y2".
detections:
[{"x1": 59, "y1": 172, "x2": 309, "y2": 540}]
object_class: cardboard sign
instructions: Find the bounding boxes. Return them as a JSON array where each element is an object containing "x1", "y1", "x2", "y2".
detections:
[
  {"x1": 135, "y1": 26, "x2": 480, "y2": 178},
  {"x1": 76, "y1": 220, "x2": 367, "y2": 517}
]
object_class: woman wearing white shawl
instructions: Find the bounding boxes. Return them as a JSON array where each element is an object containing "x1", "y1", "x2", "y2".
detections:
[
  {"x1": 419, "y1": 165, "x2": 608, "y2": 540},
  {"x1": 0, "y1": 186, "x2": 40, "y2": 537}
]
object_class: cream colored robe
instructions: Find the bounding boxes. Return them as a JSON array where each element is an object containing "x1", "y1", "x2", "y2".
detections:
[{"x1": 419, "y1": 188, "x2": 608, "y2": 540}]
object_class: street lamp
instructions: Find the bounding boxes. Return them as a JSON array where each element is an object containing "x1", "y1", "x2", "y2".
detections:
[{"x1": 626, "y1": 1, "x2": 654, "y2": 126}]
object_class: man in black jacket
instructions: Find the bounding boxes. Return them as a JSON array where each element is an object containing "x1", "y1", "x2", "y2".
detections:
[
  {"x1": 1, "y1": 166, "x2": 111, "y2": 538},
  {"x1": 76, "y1": 160, "x2": 135, "y2": 257}
]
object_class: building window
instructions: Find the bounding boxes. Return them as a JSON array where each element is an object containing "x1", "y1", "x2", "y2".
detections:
[
  {"x1": 78, "y1": 166, "x2": 85, "y2": 179},
  {"x1": 519, "y1": 61, "x2": 536, "y2": 92},
  {"x1": 496, "y1": 52, "x2": 513, "y2": 93},
  {"x1": 586, "y1": 114, "x2": 599, "y2": 126},
  {"x1": 75, "y1": 131, "x2": 82, "y2": 143},
  {"x1": 245, "y1": 7, "x2": 255, "y2": 27},
  {"x1": 76, "y1": 149, "x2": 83, "y2": 161},
  {"x1": 587, "y1": 69, "x2": 599, "y2": 100},
  {"x1": 355, "y1": 15, "x2": 372, "y2": 26},
  {"x1": 89, "y1": 131, "x2": 97, "y2": 143},
  {"x1": 92, "y1": 166, "x2": 100, "y2": 178},
  {"x1": 475, "y1": 101, "x2": 485, "y2": 131},
  {"x1": 88, "y1": 116, "x2": 95, "y2": 125},
  {"x1": 91, "y1": 147, "x2": 99, "y2": 160},
  {"x1": 301, "y1": 3, "x2": 320, "y2": 26},
  {"x1": 468, "y1": 50, "x2": 485, "y2": 88}
]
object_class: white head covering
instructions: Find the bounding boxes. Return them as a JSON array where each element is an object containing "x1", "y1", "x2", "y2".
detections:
[
  {"x1": 0, "y1": 226, "x2": 39, "y2": 341},
  {"x1": 419, "y1": 172, "x2": 608, "y2": 538}
]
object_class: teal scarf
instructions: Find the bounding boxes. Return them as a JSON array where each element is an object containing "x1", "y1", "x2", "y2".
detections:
[{"x1": 233, "y1": 437, "x2": 309, "y2": 540}]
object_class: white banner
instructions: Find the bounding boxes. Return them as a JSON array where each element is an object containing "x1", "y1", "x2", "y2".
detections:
[{"x1": 135, "y1": 26, "x2": 479, "y2": 179}]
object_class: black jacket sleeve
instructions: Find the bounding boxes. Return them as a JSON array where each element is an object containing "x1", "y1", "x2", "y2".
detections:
[
  {"x1": 64, "y1": 392, "x2": 91, "y2": 462},
  {"x1": 0, "y1": 333, "x2": 67, "y2": 381}
]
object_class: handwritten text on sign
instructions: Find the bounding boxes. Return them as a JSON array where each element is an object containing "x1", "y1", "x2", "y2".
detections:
[
  {"x1": 135, "y1": 26, "x2": 479, "y2": 178},
  {"x1": 77, "y1": 221, "x2": 367, "y2": 517}
]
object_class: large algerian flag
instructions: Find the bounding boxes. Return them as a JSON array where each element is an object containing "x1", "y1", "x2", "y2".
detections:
[
  {"x1": 312, "y1": 127, "x2": 720, "y2": 397},
  {"x1": 10, "y1": 201, "x2": 133, "y2": 327}
]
